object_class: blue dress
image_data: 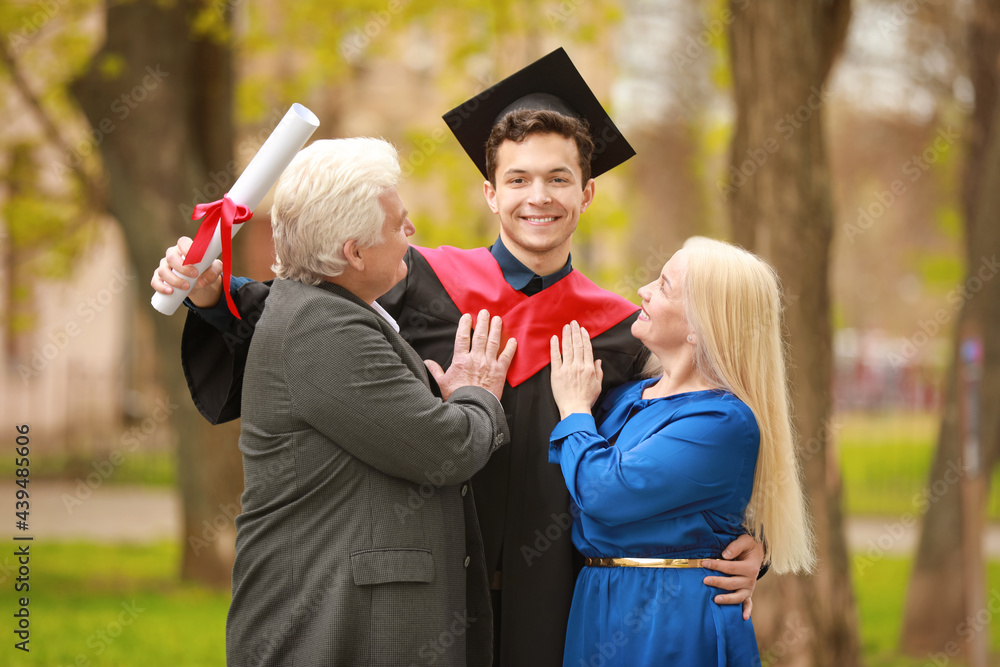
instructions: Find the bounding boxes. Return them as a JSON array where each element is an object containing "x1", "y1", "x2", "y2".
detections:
[{"x1": 548, "y1": 379, "x2": 761, "y2": 666}]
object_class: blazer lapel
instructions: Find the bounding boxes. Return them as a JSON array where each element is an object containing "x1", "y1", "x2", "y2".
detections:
[{"x1": 315, "y1": 281, "x2": 432, "y2": 390}]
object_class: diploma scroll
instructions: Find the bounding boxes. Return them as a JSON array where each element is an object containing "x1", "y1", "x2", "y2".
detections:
[{"x1": 150, "y1": 103, "x2": 320, "y2": 316}]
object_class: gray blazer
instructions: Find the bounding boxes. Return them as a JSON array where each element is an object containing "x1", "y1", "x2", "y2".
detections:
[{"x1": 227, "y1": 278, "x2": 509, "y2": 667}]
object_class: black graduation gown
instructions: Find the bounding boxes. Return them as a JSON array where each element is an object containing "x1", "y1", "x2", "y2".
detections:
[{"x1": 180, "y1": 246, "x2": 646, "y2": 667}]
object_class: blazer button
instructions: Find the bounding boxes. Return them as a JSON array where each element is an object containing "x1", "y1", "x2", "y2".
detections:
[
  {"x1": 461, "y1": 484, "x2": 468, "y2": 497},
  {"x1": 464, "y1": 556, "x2": 471, "y2": 568}
]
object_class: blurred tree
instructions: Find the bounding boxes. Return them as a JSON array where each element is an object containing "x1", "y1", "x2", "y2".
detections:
[
  {"x1": 0, "y1": 0, "x2": 105, "y2": 351},
  {"x1": 68, "y1": 0, "x2": 244, "y2": 587},
  {"x1": 826, "y1": 0, "x2": 969, "y2": 348},
  {"x1": 616, "y1": 0, "x2": 716, "y2": 265},
  {"x1": 725, "y1": 0, "x2": 860, "y2": 665},
  {"x1": 901, "y1": 0, "x2": 1000, "y2": 657}
]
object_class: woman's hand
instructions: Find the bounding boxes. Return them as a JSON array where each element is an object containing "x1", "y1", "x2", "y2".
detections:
[{"x1": 549, "y1": 320, "x2": 603, "y2": 420}]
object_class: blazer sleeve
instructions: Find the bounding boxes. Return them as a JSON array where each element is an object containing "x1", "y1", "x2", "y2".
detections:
[
  {"x1": 283, "y1": 301, "x2": 509, "y2": 485},
  {"x1": 180, "y1": 279, "x2": 270, "y2": 424}
]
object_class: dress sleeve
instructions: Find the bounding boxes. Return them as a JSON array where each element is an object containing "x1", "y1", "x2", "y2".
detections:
[{"x1": 548, "y1": 403, "x2": 758, "y2": 526}]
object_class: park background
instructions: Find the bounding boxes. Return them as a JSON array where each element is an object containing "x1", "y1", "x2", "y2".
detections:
[{"x1": 1, "y1": 0, "x2": 999, "y2": 665}]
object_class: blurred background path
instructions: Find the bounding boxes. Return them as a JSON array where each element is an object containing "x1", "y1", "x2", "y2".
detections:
[{"x1": 11, "y1": 480, "x2": 179, "y2": 543}]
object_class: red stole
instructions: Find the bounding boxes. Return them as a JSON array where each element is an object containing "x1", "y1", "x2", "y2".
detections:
[{"x1": 414, "y1": 246, "x2": 639, "y2": 387}]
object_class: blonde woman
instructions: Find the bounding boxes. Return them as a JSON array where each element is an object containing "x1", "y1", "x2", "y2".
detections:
[{"x1": 549, "y1": 237, "x2": 815, "y2": 666}]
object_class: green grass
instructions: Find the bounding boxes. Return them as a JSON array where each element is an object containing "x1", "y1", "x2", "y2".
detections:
[
  {"x1": 839, "y1": 409, "x2": 1000, "y2": 665},
  {"x1": 837, "y1": 410, "x2": 1000, "y2": 519},
  {"x1": 0, "y1": 450, "x2": 176, "y2": 487},
  {"x1": 0, "y1": 541, "x2": 228, "y2": 666},
  {"x1": 854, "y1": 555, "x2": 1000, "y2": 666}
]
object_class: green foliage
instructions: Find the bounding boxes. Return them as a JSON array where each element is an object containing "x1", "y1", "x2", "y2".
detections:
[
  {"x1": 0, "y1": 0, "x2": 107, "y2": 339},
  {"x1": 96, "y1": 52, "x2": 128, "y2": 81},
  {"x1": 706, "y1": 0, "x2": 732, "y2": 91},
  {"x1": 702, "y1": 113, "x2": 734, "y2": 183},
  {"x1": 190, "y1": 1, "x2": 232, "y2": 43},
  {"x1": 3, "y1": 143, "x2": 99, "y2": 281},
  {"x1": 0, "y1": 0, "x2": 103, "y2": 78},
  {"x1": 914, "y1": 252, "x2": 965, "y2": 291},
  {"x1": 235, "y1": 1, "x2": 385, "y2": 109},
  {"x1": 935, "y1": 204, "x2": 962, "y2": 240},
  {"x1": 831, "y1": 300, "x2": 848, "y2": 330},
  {"x1": 575, "y1": 193, "x2": 633, "y2": 298},
  {"x1": 2, "y1": 141, "x2": 99, "y2": 337},
  {"x1": 234, "y1": 74, "x2": 276, "y2": 125},
  {"x1": 5, "y1": 194, "x2": 78, "y2": 252},
  {"x1": 541, "y1": 0, "x2": 623, "y2": 42}
]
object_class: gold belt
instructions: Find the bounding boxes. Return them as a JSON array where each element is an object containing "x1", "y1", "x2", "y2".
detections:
[{"x1": 584, "y1": 557, "x2": 707, "y2": 568}]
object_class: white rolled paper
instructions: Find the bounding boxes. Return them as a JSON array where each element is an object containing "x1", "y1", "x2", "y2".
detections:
[{"x1": 151, "y1": 103, "x2": 320, "y2": 315}]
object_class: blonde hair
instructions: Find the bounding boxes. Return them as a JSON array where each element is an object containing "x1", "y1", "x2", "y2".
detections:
[
  {"x1": 271, "y1": 138, "x2": 401, "y2": 285},
  {"x1": 644, "y1": 237, "x2": 815, "y2": 574}
]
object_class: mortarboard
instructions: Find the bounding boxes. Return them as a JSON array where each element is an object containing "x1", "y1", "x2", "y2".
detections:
[{"x1": 443, "y1": 47, "x2": 636, "y2": 180}]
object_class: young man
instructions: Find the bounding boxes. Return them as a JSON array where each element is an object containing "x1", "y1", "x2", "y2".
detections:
[{"x1": 153, "y1": 49, "x2": 764, "y2": 666}]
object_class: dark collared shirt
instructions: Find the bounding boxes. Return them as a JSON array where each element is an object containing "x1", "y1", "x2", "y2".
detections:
[{"x1": 490, "y1": 236, "x2": 572, "y2": 296}]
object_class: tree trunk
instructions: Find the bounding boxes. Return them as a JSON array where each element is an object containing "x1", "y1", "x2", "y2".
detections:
[
  {"x1": 71, "y1": 0, "x2": 244, "y2": 587},
  {"x1": 726, "y1": 1, "x2": 860, "y2": 665},
  {"x1": 901, "y1": 0, "x2": 1000, "y2": 656}
]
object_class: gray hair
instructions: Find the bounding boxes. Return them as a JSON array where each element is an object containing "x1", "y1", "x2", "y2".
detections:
[{"x1": 270, "y1": 138, "x2": 401, "y2": 284}]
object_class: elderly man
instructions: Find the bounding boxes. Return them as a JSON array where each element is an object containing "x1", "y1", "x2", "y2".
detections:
[{"x1": 188, "y1": 137, "x2": 515, "y2": 666}]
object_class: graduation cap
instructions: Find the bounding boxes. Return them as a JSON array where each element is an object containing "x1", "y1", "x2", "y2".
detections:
[{"x1": 443, "y1": 48, "x2": 635, "y2": 180}]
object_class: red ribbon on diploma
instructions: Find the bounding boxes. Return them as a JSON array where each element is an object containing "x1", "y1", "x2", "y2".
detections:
[{"x1": 183, "y1": 195, "x2": 253, "y2": 319}]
